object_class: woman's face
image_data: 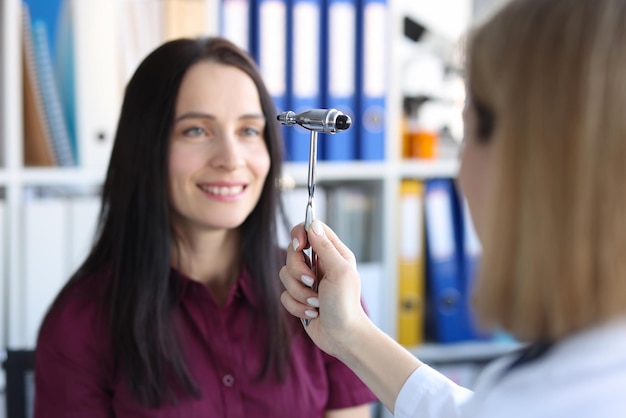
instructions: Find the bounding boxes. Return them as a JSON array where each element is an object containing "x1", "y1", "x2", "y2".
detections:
[
  {"x1": 168, "y1": 61, "x2": 270, "y2": 233},
  {"x1": 458, "y1": 100, "x2": 494, "y2": 242}
]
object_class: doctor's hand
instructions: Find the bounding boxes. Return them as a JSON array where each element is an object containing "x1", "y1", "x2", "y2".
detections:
[{"x1": 279, "y1": 220, "x2": 373, "y2": 359}]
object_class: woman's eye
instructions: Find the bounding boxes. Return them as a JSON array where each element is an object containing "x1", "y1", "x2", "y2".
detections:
[
  {"x1": 182, "y1": 126, "x2": 207, "y2": 137},
  {"x1": 241, "y1": 126, "x2": 262, "y2": 137}
]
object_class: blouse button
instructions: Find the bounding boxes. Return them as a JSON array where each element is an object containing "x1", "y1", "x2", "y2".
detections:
[{"x1": 222, "y1": 374, "x2": 235, "y2": 387}]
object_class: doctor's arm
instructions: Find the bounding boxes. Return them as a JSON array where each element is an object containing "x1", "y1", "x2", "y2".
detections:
[{"x1": 279, "y1": 220, "x2": 424, "y2": 413}]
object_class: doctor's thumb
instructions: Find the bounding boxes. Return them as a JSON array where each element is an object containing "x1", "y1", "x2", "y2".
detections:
[{"x1": 307, "y1": 220, "x2": 352, "y2": 265}]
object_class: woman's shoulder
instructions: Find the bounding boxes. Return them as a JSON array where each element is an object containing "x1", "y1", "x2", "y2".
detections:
[
  {"x1": 38, "y1": 269, "x2": 112, "y2": 349},
  {"x1": 35, "y1": 269, "x2": 116, "y2": 403}
]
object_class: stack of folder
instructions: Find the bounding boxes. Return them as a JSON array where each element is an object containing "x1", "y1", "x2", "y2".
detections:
[
  {"x1": 423, "y1": 178, "x2": 490, "y2": 343},
  {"x1": 397, "y1": 178, "x2": 492, "y2": 346},
  {"x1": 220, "y1": 0, "x2": 388, "y2": 162}
]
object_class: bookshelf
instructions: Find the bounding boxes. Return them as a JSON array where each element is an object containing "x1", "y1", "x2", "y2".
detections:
[{"x1": 0, "y1": 0, "x2": 514, "y2": 402}]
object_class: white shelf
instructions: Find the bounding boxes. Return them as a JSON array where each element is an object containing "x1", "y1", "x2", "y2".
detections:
[
  {"x1": 398, "y1": 158, "x2": 459, "y2": 178},
  {"x1": 283, "y1": 161, "x2": 388, "y2": 184},
  {"x1": 19, "y1": 167, "x2": 106, "y2": 186},
  {"x1": 410, "y1": 341, "x2": 523, "y2": 364},
  {"x1": 282, "y1": 158, "x2": 459, "y2": 186}
]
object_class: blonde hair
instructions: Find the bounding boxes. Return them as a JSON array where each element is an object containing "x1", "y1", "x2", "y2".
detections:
[{"x1": 467, "y1": 0, "x2": 626, "y2": 341}]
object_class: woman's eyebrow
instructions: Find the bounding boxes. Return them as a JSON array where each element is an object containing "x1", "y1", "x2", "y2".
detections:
[
  {"x1": 239, "y1": 113, "x2": 266, "y2": 121},
  {"x1": 174, "y1": 112, "x2": 216, "y2": 122},
  {"x1": 174, "y1": 112, "x2": 266, "y2": 122}
]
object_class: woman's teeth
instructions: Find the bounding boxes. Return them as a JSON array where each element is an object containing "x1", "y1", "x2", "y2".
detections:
[{"x1": 201, "y1": 185, "x2": 244, "y2": 195}]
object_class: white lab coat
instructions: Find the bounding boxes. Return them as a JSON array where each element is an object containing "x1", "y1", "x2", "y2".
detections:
[{"x1": 395, "y1": 317, "x2": 626, "y2": 418}]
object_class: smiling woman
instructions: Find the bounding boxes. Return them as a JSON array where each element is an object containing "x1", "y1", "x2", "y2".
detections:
[
  {"x1": 168, "y1": 61, "x2": 270, "y2": 233},
  {"x1": 32, "y1": 37, "x2": 377, "y2": 418}
]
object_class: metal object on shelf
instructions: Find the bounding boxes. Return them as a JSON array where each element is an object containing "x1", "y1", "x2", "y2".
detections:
[{"x1": 277, "y1": 109, "x2": 352, "y2": 325}]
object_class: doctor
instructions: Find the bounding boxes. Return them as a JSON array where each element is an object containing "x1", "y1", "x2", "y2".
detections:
[{"x1": 279, "y1": 0, "x2": 626, "y2": 416}]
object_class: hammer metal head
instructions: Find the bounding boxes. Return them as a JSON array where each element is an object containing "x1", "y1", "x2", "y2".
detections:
[{"x1": 277, "y1": 109, "x2": 352, "y2": 134}]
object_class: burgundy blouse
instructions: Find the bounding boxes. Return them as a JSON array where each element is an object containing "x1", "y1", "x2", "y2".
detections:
[{"x1": 34, "y1": 268, "x2": 377, "y2": 417}]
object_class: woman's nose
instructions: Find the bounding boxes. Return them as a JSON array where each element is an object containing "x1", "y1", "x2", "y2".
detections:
[{"x1": 210, "y1": 135, "x2": 244, "y2": 170}]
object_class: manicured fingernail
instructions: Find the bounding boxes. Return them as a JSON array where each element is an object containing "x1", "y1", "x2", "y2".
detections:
[
  {"x1": 311, "y1": 220, "x2": 324, "y2": 236},
  {"x1": 305, "y1": 309, "x2": 318, "y2": 318},
  {"x1": 292, "y1": 237, "x2": 299, "y2": 251},
  {"x1": 306, "y1": 297, "x2": 320, "y2": 308},
  {"x1": 300, "y1": 275, "x2": 314, "y2": 288}
]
